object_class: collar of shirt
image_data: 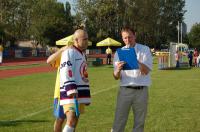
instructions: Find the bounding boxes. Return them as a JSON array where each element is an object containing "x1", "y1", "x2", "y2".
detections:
[{"x1": 124, "y1": 43, "x2": 136, "y2": 48}]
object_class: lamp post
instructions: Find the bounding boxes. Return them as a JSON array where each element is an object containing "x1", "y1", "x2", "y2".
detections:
[
  {"x1": 181, "y1": 22, "x2": 183, "y2": 44},
  {"x1": 178, "y1": 21, "x2": 180, "y2": 44},
  {"x1": 177, "y1": 21, "x2": 183, "y2": 44}
]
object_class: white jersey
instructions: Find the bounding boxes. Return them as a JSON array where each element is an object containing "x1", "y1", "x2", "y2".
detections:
[{"x1": 60, "y1": 46, "x2": 91, "y2": 105}]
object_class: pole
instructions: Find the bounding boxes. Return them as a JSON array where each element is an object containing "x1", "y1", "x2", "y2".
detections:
[
  {"x1": 181, "y1": 22, "x2": 183, "y2": 44},
  {"x1": 178, "y1": 21, "x2": 179, "y2": 44}
]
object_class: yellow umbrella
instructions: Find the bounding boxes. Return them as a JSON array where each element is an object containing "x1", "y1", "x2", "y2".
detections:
[
  {"x1": 56, "y1": 35, "x2": 73, "y2": 46},
  {"x1": 96, "y1": 37, "x2": 121, "y2": 47},
  {"x1": 56, "y1": 35, "x2": 92, "y2": 46}
]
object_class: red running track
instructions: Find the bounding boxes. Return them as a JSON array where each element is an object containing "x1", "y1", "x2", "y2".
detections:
[
  {"x1": 2, "y1": 57, "x2": 47, "y2": 66},
  {"x1": 0, "y1": 66, "x2": 56, "y2": 79},
  {"x1": 0, "y1": 55, "x2": 110, "y2": 79}
]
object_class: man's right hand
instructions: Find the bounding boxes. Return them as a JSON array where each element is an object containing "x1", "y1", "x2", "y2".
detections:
[
  {"x1": 116, "y1": 61, "x2": 126, "y2": 71},
  {"x1": 113, "y1": 61, "x2": 126, "y2": 80}
]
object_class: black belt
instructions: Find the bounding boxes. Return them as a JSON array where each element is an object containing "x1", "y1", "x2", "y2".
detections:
[{"x1": 126, "y1": 86, "x2": 144, "y2": 90}]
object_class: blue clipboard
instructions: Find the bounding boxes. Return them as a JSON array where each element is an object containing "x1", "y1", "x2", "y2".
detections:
[{"x1": 116, "y1": 48, "x2": 139, "y2": 70}]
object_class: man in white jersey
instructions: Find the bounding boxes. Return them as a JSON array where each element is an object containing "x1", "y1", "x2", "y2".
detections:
[
  {"x1": 60, "y1": 29, "x2": 91, "y2": 132},
  {"x1": 112, "y1": 26, "x2": 152, "y2": 132}
]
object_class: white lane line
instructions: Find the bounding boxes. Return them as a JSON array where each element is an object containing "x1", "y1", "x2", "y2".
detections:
[
  {"x1": 91, "y1": 85, "x2": 117, "y2": 96},
  {"x1": 13, "y1": 107, "x2": 52, "y2": 121},
  {"x1": 0, "y1": 85, "x2": 118, "y2": 122}
]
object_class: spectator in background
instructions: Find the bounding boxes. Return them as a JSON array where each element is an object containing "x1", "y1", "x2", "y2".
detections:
[
  {"x1": 175, "y1": 51, "x2": 180, "y2": 68},
  {"x1": 106, "y1": 46, "x2": 112, "y2": 65},
  {"x1": 0, "y1": 44, "x2": 3, "y2": 64},
  {"x1": 193, "y1": 48, "x2": 198, "y2": 67},
  {"x1": 188, "y1": 51, "x2": 193, "y2": 67},
  {"x1": 197, "y1": 53, "x2": 200, "y2": 67}
]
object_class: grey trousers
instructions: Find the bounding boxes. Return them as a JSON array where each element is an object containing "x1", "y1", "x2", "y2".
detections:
[{"x1": 112, "y1": 86, "x2": 148, "y2": 132}]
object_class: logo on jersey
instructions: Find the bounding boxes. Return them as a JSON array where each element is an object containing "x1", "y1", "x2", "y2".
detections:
[
  {"x1": 80, "y1": 61, "x2": 89, "y2": 83},
  {"x1": 68, "y1": 70, "x2": 73, "y2": 77},
  {"x1": 60, "y1": 61, "x2": 72, "y2": 69}
]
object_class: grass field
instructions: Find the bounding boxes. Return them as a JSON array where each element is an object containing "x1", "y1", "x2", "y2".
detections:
[
  {"x1": 0, "y1": 63, "x2": 47, "y2": 71},
  {"x1": 0, "y1": 60, "x2": 200, "y2": 132}
]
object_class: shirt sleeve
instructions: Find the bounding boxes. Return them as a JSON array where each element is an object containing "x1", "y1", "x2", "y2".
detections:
[
  {"x1": 60, "y1": 49, "x2": 77, "y2": 96},
  {"x1": 142, "y1": 46, "x2": 153, "y2": 70},
  {"x1": 113, "y1": 52, "x2": 120, "y2": 72}
]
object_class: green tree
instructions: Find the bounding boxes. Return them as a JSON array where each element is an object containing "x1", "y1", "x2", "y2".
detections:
[
  {"x1": 75, "y1": 0, "x2": 186, "y2": 48},
  {"x1": 158, "y1": 0, "x2": 186, "y2": 44},
  {"x1": 76, "y1": 0, "x2": 119, "y2": 43},
  {"x1": 1, "y1": 0, "x2": 24, "y2": 43},
  {"x1": 188, "y1": 23, "x2": 200, "y2": 48},
  {"x1": 0, "y1": 0, "x2": 74, "y2": 46},
  {"x1": 29, "y1": 0, "x2": 74, "y2": 46}
]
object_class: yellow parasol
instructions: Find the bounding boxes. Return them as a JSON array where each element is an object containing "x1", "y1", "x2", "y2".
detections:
[
  {"x1": 56, "y1": 35, "x2": 92, "y2": 46},
  {"x1": 96, "y1": 37, "x2": 121, "y2": 47}
]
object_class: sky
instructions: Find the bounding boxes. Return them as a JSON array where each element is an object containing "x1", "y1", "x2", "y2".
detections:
[
  {"x1": 58, "y1": 0, "x2": 200, "y2": 32},
  {"x1": 184, "y1": 0, "x2": 200, "y2": 32}
]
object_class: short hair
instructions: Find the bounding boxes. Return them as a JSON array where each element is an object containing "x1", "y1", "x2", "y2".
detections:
[
  {"x1": 121, "y1": 26, "x2": 135, "y2": 35},
  {"x1": 73, "y1": 29, "x2": 88, "y2": 40}
]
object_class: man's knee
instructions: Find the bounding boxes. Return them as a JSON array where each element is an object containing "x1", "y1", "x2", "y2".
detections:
[
  {"x1": 66, "y1": 111, "x2": 77, "y2": 127},
  {"x1": 67, "y1": 118, "x2": 76, "y2": 127},
  {"x1": 54, "y1": 118, "x2": 65, "y2": 132},
  {"x1": 55, "y1": 118, "x2": 64, "y2": 125}
]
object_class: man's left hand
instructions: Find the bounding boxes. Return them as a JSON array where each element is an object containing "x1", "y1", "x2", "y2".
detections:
[{"x1": 138, "y1": 62, "x2": 150, "y2": 75}]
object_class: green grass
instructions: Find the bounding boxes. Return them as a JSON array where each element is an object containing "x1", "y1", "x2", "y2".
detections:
[
  {"x1": 0, "y1": 62, "x2": 200, "y2": 132},
  {"x1": 0, "y1": 63, "x2": 47, "y2": 70}
]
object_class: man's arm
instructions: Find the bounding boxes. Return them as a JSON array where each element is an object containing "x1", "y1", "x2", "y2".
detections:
[
  {"x1": 46, "y1": 45, "x2": 69, "y2": 65},
  {"x1": 138, "y1": 62, "x2": 151, "y2": 75},
  {"x1": 138, "y1": 46, "x2": 152, "y2": 75}
]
